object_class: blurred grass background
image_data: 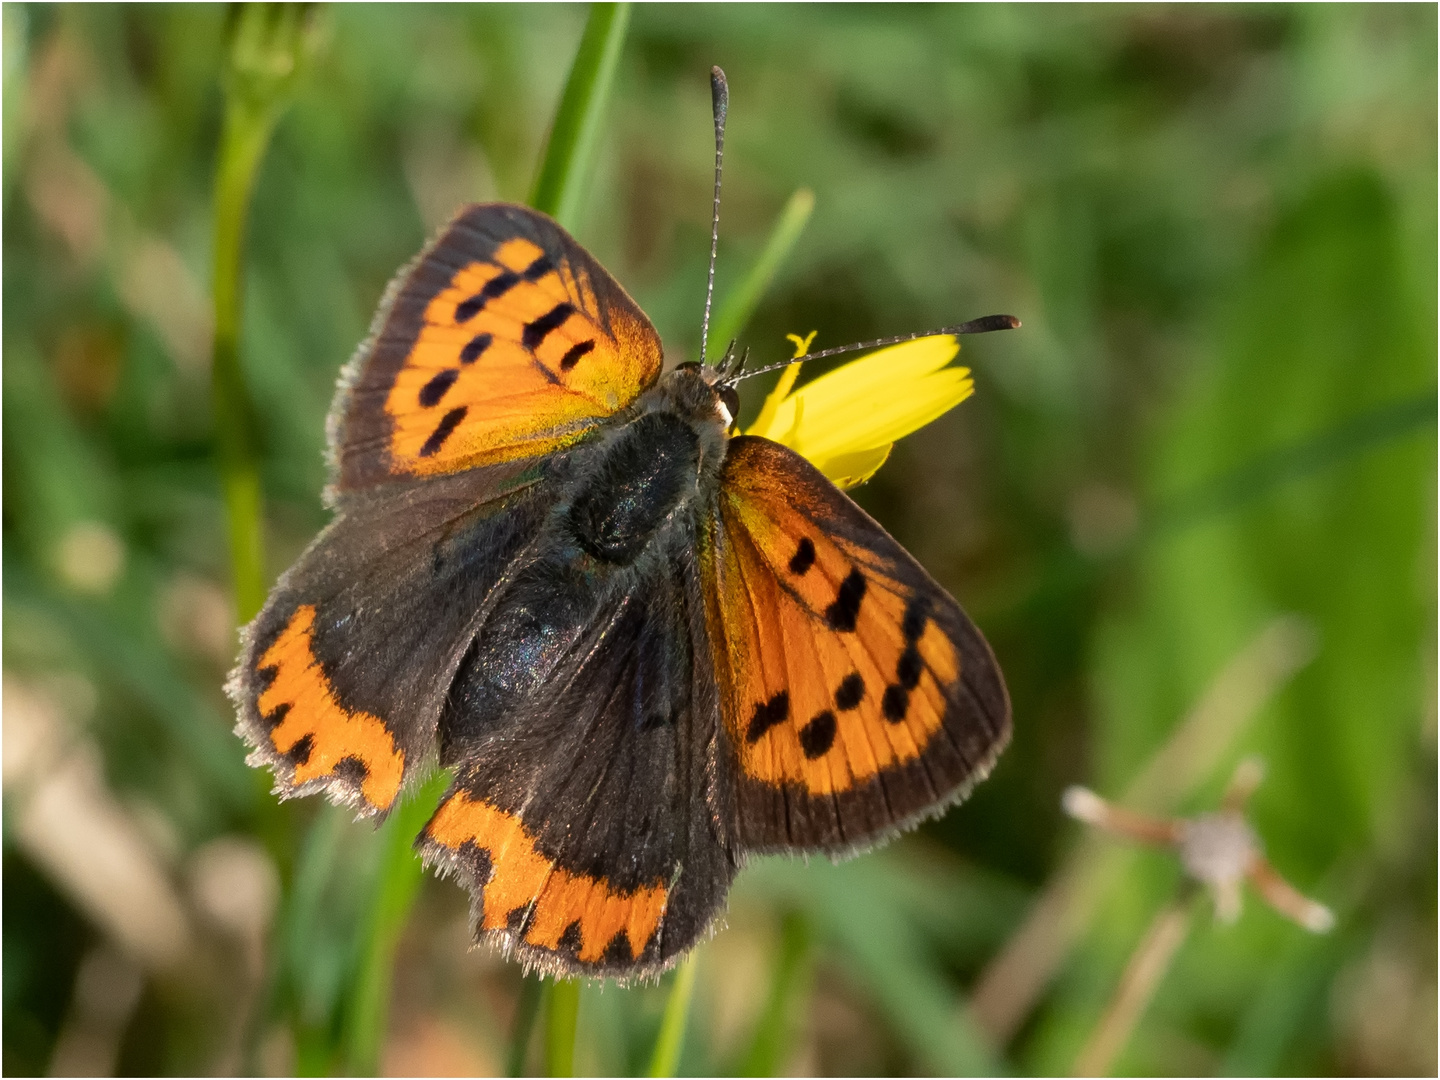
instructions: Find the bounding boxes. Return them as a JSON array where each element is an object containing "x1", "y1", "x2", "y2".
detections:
[{"x1": 3, "y1": 4, "x2": 1435, "y2": 1076}]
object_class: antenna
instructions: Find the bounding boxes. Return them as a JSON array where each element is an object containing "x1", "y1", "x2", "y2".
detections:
[
  {"x1": 699, "y1": 65, "x2": 728, "y2": 366},
  {"x1": 734, "y1": 315, "x2": 1021, "y2": 382}
]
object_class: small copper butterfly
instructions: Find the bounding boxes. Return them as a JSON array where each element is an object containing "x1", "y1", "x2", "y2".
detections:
[{"x1": 229, "y1": 68, "x2": 1014, "y2": 978}]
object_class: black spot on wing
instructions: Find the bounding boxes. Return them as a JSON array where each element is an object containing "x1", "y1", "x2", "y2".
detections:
[
  {"x1": 457, "y1": 840, "x2": 494, "y2": 886},
  {"x1": 263, "y1": 701, "x2": 290, "y2": 729},
  {"x1": 557, "y1": 920, "x2": 584, "y2": 957},
  {"x1": 559, "y1": 339, "x2": 595, "y2": 371},
  {"x1": 460, "y1": 332, "x2": 492, "y2": 364},
  {"x1": 284, "y1": 733, "x2": 314, "y2": 767},
  {"x1": 902, "y1": 595, "x2": 930, "y2": 642},
  {"x1": 522, "y1": 302, "x2": 575, "y2": 350},
  {"x1": 456, "y1": 269, "x2": 519, "y2": 322},
  {"x1": 881, "y1": 685, "x2": 909, "y2": 723},
  {"x1": 419, "y1": 406, "x2": 467, "y2": 457},
  {"x1": 799, "y1": 711, "x2": 837, "y2": 758},
  {"x1": 419, "y1": 368, "x2": 459, "y2": 407},
  {"x1": 506, "y1": 903, "x2": 535, "y2": 935},
  {"x1": 789, "y1": 537, "x2": 816, "y2": 576},
  {"x1": 333, "y1": 756, "x2": 369, "y2": 787},
  {"x1": 522, "y1": 254, "x2": 555, "y2": 281},
  {"x1": 825, "y1": 569, "x2": 867, "y2": 632},
  {"x1": 746, "y1": 691, "x2": 790, "y2": 743},
  {"x1": 602, "y1": 931, "x2": 634, "y2": 964},
  {"x1": 834, "y1": 672, "x2": 866, "y2": 711},
  {"x1": 897, "y1": 645, "x2": 923, "y2": 691}
]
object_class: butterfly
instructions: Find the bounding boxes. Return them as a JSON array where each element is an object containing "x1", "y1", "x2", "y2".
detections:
[{"x1": 229, "y1": 69, "x2": 1013, "y2": 980}]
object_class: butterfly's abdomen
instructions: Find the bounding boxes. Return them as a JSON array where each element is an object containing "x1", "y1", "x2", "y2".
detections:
[{"x1": 566, "y1": 411, "x2": 702, "y2": 565}]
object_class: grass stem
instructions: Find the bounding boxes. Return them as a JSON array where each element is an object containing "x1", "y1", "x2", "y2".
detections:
[
  {"x1": 507, "y1": 977, "x2": 545, "y2": 1077},
  {"x1": 707, "y1": 188, "x2": 815, "y2": 363},
  {"x1": 545, "y1": 980, "x2": 581, "y2": 1077},
  {"x1": 210, "y1": 3, "x2": 317, "y2": 624},
  {"x1": 1071, "y1": 891, "x2": 1198, "y2": 1077},
  {"x1": 646, "y1": 953, "x2": 700, "y2": 1077},
  {"x1": 529, "y1": 2, "x2": 631, "y2": 230},
  {"x1": 739, "y1": 910, "x2": 812, "y2": 1076},
  {"x1": 343, "y1": 773, "x2": 450, "y2": 1075},
  {"x1": 211, "y1": 75, "x2": 275, "y2": 626}
]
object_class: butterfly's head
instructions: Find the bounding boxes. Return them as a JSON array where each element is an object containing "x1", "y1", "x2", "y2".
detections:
[{"x1": 670, "y1": 360, "x2": 741, "y2": 429}]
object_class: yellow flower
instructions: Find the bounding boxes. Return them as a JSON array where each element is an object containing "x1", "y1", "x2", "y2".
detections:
[{"x1": 745, "y1": 333, "x2": 975, "y2": 489}]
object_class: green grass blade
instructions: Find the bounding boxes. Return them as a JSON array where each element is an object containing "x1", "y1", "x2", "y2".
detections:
[
  {"x1": 646, "y1": 953, "x2": 700, "y2": 1077},
  {"x1": 507, "y1": 976, "x2": 546, "y2": 1076},
  {"x1": 706, "y1": 187, "x2": 815, "y2": 361},
  {"x1": 342, "y1": 772, "x2": 451, "y2": 1075},
  {"x1": 528, "y1": 2, "x2": 631, "y2": 229},
  {"x1": 545, "y1": 980, "x2": 582, "y2": 1077},
  {"x1": 738, "y1": 911, "x2": 812, "y2": 1077},
  {"x1": 210, "y1": 3, "x2": 318, "y2": 624}
]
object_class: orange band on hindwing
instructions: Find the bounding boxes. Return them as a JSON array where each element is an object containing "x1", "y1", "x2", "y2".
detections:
[
  {"x1": 426, "y1": 791, "x2": 668, "y2": 964},
  {"x1": 257, "y1": 605, "x2": 405, "y2": 810}
]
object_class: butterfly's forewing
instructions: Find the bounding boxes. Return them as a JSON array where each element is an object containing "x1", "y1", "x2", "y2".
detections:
[
  {"x1": 331, "y1": 203, "x2": 664, "y2": 494},
  {"x1": 232, "y1": 202, "x2": 667, "y2": 819},
  {"x1": 705, "y1": 436, "x2": 1010, "y2": 852},
  {"x1": 230, "y1": 465, "x2": 555, "y2": 816},
  {"x1": 417, "y1": 547, "x2": 739, "y2": 978}
]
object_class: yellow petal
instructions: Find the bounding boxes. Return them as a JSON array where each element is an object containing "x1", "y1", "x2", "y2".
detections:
[
  {"x1": 815, "y1": 443, "x2": 892, "y2": 489},
  {"x1": 749, "y1": 360, "x2": 803, "y2": 436},
  {"x1": 744, "y1": 334, "x2": 975, "y2": 487}
]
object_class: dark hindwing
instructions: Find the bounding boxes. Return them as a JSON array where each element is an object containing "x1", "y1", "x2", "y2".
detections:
[
  {"x1": 229, "y1": 463, "x2": 554, "y2": 817},
  {"x1": 418, "y1": 541, "x2": 739, "y2": 979},
  {"x1": 329, "y1": 202, "x2": 664, "y2": 495},
  {"x1": 706, "y1": 436, "x2": 1011, "y2": 854}
]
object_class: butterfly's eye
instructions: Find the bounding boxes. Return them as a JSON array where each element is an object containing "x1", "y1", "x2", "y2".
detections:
[{"x1": 717, "y1": 384, "x2": 740, "y2": 427}]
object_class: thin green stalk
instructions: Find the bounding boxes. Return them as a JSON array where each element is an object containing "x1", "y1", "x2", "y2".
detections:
[
  {"x1": 544, "y1": 980, "x2": 581, "y2": 1077},
  {"x1": 240, "y1": 802, "x2": 345, "y2": 1075},
  {"x1": 739, "y1": 911, "x2": 812, "y2": 1077},
  {"x1": 507, "y1": 977, "x2": 545, "y2": 1077},
  {"x1": 212, "y1": 112, "x2": 270, "y2": 624},
  {"x1": 646, "y1": 953, "x2": 700, "y2": 1077},
  {"x1": 706, "y1": 187, "x2": 815, "y2": 362},
  {"x1": 211, "y1": 3, "x2": 317, "y2": 624},
  {"x1": 529, "y1": 2, "x2": 631, "y2": 229},
  {"x1": 343, "y1": 772, "x2": 451, "y2": 1075}
]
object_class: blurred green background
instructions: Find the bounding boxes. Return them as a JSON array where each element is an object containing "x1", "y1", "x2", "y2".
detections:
[{"x1": 3, "y1": 4, "x2": 1435, "y2": 1076}]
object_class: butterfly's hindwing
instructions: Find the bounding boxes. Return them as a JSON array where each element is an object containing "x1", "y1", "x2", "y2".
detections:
[
  {"x1": 331, "y1": 203, "x2": 665, "y2": 494},
  {"x1": 706, "y1": 436, "x2": 1011, "y2": 853},
  {"x1": 230, "y1": 464, "x2": 554, "y2": 816},
  {"x1": 418, "y1": 539, "x2": 739, "y2": 978}
]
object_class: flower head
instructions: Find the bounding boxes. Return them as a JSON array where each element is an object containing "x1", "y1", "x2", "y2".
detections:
[
  {"x1": 745, "y1": 332, "x2": 975, "y2": 489},
  {"x1": 1063, "y1": 757, "x2": 1334, "y2": 933}
]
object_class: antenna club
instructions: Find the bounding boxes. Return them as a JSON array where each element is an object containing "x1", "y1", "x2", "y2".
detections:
[{"x1": 711, "y1": 66, "x2": 729, "y2": 118}]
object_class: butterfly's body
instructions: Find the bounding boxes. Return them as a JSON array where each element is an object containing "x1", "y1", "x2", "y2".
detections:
[{"x1": 231, "y1": 201, "x2": 1011, "y2": 979}]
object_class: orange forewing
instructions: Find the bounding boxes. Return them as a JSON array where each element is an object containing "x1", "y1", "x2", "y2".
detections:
[
  {"x1": 708, "y1": 439, "x2": 966, "y2": 799},
  {"x1": 333, "y1": 204, "x2": 663, "y2": 491},
  {"x1": 424, "y1": 791, "x2": 668, "y2": 965}
]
